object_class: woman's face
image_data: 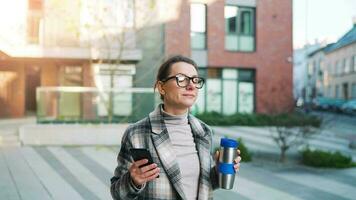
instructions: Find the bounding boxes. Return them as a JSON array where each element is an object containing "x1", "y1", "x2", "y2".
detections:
[{"x1": 159, "y1": 62, "x2": 200, "y2": 110}]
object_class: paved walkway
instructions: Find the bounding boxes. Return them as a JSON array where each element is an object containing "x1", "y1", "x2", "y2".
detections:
[{"x1": 1, "y1": 145, "x2": 355, "y2": 200}]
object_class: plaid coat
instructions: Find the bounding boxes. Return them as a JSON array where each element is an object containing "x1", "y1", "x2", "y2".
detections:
[{"x1": 110, "y1": 105, "x2": 219, "y2": 200}]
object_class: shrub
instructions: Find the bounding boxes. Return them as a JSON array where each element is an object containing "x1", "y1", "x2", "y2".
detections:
[
  {"x1": 237, "y1": 138, "x2": 252, "y2": 162},
  {"x1": 196, "y1": 112, "x2": 321, "y2": 127},
  {"x1": 301, "y1": 148, "x2": 356, "y2": 168}
]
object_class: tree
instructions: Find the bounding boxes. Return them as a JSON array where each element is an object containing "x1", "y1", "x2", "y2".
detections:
[
  {"x1": 81, "y1": 0, "x2": 163, "y2": 122},
  {"x1": 265, "y1": 84, "x2": 322, "y2": 162}
]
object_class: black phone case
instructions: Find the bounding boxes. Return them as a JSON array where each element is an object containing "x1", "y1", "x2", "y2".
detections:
[
  {"x1": 129, "y1": 148, "x2": 154, "y2": 167},
  {"x1": 130, "y1": 148, "x2": 159, "y2": 178}
]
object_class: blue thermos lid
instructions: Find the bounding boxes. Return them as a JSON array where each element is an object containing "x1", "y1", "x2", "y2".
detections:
[{"x1": 220, "y1": 138, "x2": 238, "y2": 148}]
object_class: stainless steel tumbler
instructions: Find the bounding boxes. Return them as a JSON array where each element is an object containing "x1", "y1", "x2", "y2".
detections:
[{"x1": 218, "y1": 138, "x2": 238, "y2": 189}]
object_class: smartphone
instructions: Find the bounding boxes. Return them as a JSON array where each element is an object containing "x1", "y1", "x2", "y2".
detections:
[
  {"x1": 129, "y1": 148, "x2": 155, "y2": 168},
  {"x1": 130, "y1": 148, "x2": 159, "y2": 178}
]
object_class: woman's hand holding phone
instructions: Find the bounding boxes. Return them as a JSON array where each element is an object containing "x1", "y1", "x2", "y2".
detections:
[{"x1": 129, "y1": 148, "x2": 160, "y2": 187}]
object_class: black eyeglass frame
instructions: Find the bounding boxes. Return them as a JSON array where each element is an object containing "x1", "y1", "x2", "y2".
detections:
[{"x1": 161, "y1": 73, "x2": 205, "y2": 89}]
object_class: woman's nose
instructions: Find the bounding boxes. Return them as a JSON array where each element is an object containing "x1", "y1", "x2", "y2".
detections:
[{"x1": 185, "y1": 81, "x2": 195, "y2": 90}]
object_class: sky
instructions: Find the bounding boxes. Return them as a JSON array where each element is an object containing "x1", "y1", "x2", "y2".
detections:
[{"x1": 293, "y1": 0, "x2": 356, "y2": 48}]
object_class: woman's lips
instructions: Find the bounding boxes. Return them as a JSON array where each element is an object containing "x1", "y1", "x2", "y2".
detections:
[{"x1": 183, "y1": 94, "x2": 195, "y2": 98}]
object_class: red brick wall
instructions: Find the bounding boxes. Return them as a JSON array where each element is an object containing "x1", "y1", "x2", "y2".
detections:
[
  {"x1": 164, "y1": 0, "x2": 294, "y2": 114},
  {"x1": 164, "y1": 0, "x2": 191, "y2": 57}
]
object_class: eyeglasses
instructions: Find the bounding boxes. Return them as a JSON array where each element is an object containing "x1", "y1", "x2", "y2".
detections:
[{"x1": 162, "y1": 73, "x2": 205, "y2": 89}]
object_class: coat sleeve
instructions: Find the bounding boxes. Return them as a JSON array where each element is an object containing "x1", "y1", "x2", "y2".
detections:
[
  {"x1": 110, "y1": 127, "x2": 145, "y2": 200},
  {"x1": 208, "y1": 127, "x2": 219, "y2": 190}
]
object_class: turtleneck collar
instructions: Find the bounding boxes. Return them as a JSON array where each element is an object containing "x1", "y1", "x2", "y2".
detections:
[{"x1": 161, "y1": 104, "x2": 188, "y2": 125}]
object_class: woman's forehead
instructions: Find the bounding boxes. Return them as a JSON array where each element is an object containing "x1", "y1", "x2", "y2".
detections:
[{"x1": 170, "y1": 62, "x2": 198, "y2": 76}]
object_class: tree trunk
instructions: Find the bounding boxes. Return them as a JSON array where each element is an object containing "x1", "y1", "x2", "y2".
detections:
[{"x1": 279, "y1": 146, "x2": 289, "y2": 163}]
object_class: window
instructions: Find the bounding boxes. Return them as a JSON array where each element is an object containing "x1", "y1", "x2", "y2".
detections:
[
  {"x1": 195, "y1": 68, "x2": 207, "y2": 113},
  {"x1": 352, "y1": 83, "x2": 356, "y2": 99},
  {"x1": 206, "y1": 69, "x2": 222, "y2": 112},
  {"x1": 190, "y1": 3, "x2": 206, "y2": 49},
  {"x1": 196, "y1": 68, "x2": 255, "y2": 114},
  {"x1": 225, "y1": 5, "x2": 255, "y2": 52},
  {"x1": 222, "y1": 69, "x2": 238, "y2": 115},
  {"x1": 352, "y1": 55, "x2": 356, "y2": 72},
  {"x1": 335, "y1": 85, "x2": 340, "y2": 98},
  {"x1": 345, "y1": 58, "x2": 350, "y2": 74},
  {"x1": 27, "y1": 0, "x2": 43, "y2": 44}
]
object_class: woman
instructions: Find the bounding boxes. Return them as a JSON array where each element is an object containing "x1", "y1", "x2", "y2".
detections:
[{"x1": 110, "y1": 55, "x2": 241, "y2": 200}]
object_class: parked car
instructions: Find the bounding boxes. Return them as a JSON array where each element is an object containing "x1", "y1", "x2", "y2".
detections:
[
  {"x1": 330, "y1": 99, "x2": 347, "y2": 112},
  {"x1": 312, "y1": 97, "x2": 346, "y2": 112},
  {"x1": 312, "y1": 97, "x2": 333, "y2": 110},
  {"x1": 341, "y1": 100, "x2": 356, "y2": 115}
]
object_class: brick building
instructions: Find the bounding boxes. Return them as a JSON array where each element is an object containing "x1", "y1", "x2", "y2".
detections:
[{"x1": 137, "y1": 0, "x2": 294, "y2": 115}]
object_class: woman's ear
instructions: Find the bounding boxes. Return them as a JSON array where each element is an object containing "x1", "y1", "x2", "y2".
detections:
[{"x1": 157, "y1": 81, "x2": 165, "y2": 95}]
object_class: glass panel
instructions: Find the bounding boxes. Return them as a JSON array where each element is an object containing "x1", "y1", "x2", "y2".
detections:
[
  {"x1": 36, "y1": 87, "x2": 155, "y2": 123},
  {"x1": 207, "y1": 79, "x2": 221, "y2": 112},
  {"x1": 190, "y1": 3, "x2": 206, "y2": 33},
  {"x1": 223, "y1": 69, "x2": 238, "y2": 79},
  {"x1": 59, "y1": 66, "x2": 83, "y2": 120},
  {"x1": 239, "y1": 70, "x2": 254, "y2": 82},
  {"x1": 223, "y1": 80, "x2": 237, "y2": 115},
  {"x1": 238, "y1": 82, "x2": 254, "y2": 113},
  {"x1": 224, "y1": 6, "x2": 238, "y2": 33},
  {"x1": 195, "y1": 87, "x2": 205, "y2": 113},
  {"x1": 207, "y1": 68, "x2": 221, "y2": 78},
  {"x1": 238, "y1": 35, "x2": 254, "y2": 51},
  {"x1": 225, "y1": 35, "x2": 238, "y2": 51},
  {"x1": 114, "y1": 75, "x2": 132, "y2": 116},
  {"x1": 240, "y1": 10, "x2": 253, "y2": 35},
  {"x1": 191, "y1": 32, "x2": 206, "y2": 49}
]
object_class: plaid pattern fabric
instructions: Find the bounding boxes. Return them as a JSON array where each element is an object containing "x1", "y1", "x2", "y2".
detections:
[{"x1": 110, "y1": 104, "x2": 218, "y2": 200}]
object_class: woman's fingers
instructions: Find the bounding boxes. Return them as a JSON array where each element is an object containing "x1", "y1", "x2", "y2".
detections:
[
  {"x1": 142, "y1": 167, "x2": 160, "y2": 179},
  {"x1": 140, "y1": 163, "x2": 158, "y2": 173},
  {"x1": 237, "y1": 149, "x2": 241, "y2": 155},
  {"x1": 134, "y1": 159, "x2": 148, "y2": 168},
  {"x1": 214, "y1": 150, "x2": 219, "y2": 161},
  {"x1": 234, "y1": 156, "x2": 241, "y2": 163},
  {"x1": 130, "y1": 159, "x2": 159, "y2": 186}
]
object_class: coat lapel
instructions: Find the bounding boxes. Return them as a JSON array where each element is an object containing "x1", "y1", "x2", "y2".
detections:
[
  {"x1": 149, "y1": 105, "x2": 187, "y2": 200},
  {"x1": 189, "y1": 115, "x2": 212, "y2": 200}
]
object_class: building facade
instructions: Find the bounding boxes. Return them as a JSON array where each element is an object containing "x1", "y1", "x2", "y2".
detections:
[
  {"x1": 307, "y1": 21, "x2": 356, "y2": 100},
  {"x1": 1, "y1": 0, "x2": 293, "y2": 119},
  {"x1": 137, "y1": 0, "x2": 294, "y2": 114},
  {"x1": 0, "y1": 0, "x2": 141, "y2": 118}
]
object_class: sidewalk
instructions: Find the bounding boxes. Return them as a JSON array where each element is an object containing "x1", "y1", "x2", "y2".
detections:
[{"x1": 0, "y1": 145, "x2": 355, "y2": 200}]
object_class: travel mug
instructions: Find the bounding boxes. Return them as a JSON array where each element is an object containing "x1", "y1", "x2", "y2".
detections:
[{"x1": 218, "y1": 138, "x2": 238, "y2": 189}]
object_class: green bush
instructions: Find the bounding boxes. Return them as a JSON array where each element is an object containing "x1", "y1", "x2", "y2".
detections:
[
  {"x1": 237, "y1": 138, "x2": 252, "y2": 162},
  {"x1": 213, "y1": 138, "x2": 252, "y2": 162},
  {"x1": 301, "y1": 148, "x2": 356, "y2": 168},
  {"x1": 196, "y1": 112, "x2": 321, "y2": 127}
]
